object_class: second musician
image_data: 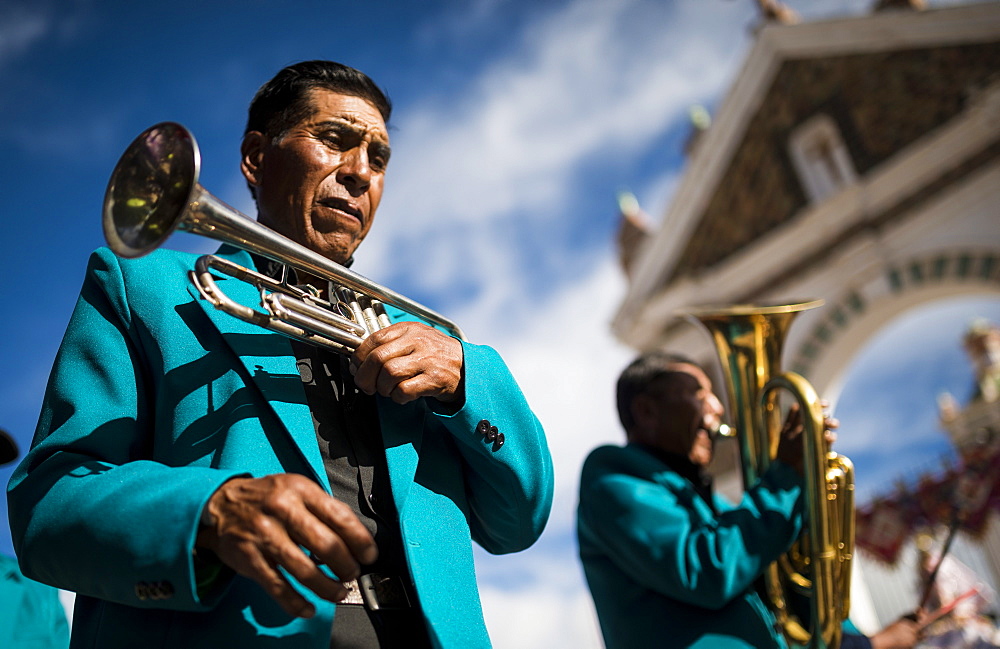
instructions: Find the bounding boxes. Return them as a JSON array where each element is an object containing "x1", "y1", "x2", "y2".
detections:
[{"x1": 576, "y1": 351, "x2": 821, "y2": 649}]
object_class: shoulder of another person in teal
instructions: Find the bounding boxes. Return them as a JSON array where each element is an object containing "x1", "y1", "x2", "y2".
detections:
[{"x1": 582, "y1": 444, "x2": 672, "y2": 480}]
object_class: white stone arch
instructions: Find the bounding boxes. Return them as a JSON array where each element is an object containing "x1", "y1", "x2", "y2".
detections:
[{"x1": 789, "y1": 248, "x2": 1000, "y2": 406}]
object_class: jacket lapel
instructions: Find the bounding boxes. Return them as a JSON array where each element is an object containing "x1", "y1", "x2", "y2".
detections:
[
  {"x1": 186, "y1": 248, "x2": 329, "y2": 490},
  {"x1": 373, "y1": 304, "x2": 425, "y2": 512},
  {"x1": 375, "y1": 398, "x2": 422, "y2": 513}
]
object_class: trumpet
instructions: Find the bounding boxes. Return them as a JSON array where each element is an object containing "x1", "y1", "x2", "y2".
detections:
[
  {"x1": 685, "y1": 301, "x2": 854, "y2": 649},
  {"x1": 102, "y1": 122, "x2": 465, "y2": 353}
]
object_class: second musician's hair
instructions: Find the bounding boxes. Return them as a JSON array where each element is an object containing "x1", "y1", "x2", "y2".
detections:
[{"x1": 616, "y1": 351, "x2": 702, "y2": 433}]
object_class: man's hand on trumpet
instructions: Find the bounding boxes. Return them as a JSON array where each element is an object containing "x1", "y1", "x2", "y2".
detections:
[
  {"x1": 775, "y1": 400, "x2": 839, "y2": 476},
  {"x1": 350, "y1": 321, "x2": 465, "y2": 406}
]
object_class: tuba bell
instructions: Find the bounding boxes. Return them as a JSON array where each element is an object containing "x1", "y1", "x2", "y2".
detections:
[
  {"x1": 102, "y1": 122, "x2": 465, "y2": 353},
  {"x1": 685, "y1": 300, "x2": 855, "y2": 649}
]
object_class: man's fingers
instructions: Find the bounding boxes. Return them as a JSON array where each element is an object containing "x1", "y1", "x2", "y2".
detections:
[
  {"x1": 223, "y1": 505, "x2": 357, "y2": 613},
  {"x1": 303, "y1": 496, "x2": 379, "y2": 569},
  {"x1": 217, "y1": 535, "x2": 317, "y2": 619},
  {"x1": 352, "y1": 331, "x2": 412, "y2": 396},
  {"x1": 780, "y1": 403, "x2": 802, "y2": 435},
  {"x1": 351, "y1": 323, "x2": 407, "y2": 366},
  {"x1": 266, "y1": 537, "x2": 350, "y2": 606},
  {"x1": 257, "y1": 556, "x2": 316, "y2": 619},
  {"x1": 265, "y1": 476, "x2": 378, "y2": 578},
  {"x1": 351, "y1": 323, "x2": 463, "y2": 403}
]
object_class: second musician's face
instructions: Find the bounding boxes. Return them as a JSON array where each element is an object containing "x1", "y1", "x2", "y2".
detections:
[
  {"x1": 242, "y1": 89, "x2": 391, "y2": 265},
  {"x1": 640, "y1": 364, "x2": 725, "y2": 467}
]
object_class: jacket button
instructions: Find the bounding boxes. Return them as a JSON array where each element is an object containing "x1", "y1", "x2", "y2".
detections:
[
  {"x1": 476, "y1": 419, "x2": 491, "y2": 436},
  {"x1": 135, "y1": 582, "x2": 149, "y2": 600},
  {"x1": 485, "y1": 425, "x2": 498, "y2": 442},
  {"x1": 155, "y1": 581, "x2": 174, "y2": 600},
  {"x1": 492, "y1": 433, "x2": 505, "y2": 452}
]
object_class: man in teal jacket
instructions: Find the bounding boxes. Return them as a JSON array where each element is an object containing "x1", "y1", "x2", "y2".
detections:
[
  {"x1": 8, "y1": 60, "x2": 553, "y2": 649},
  {"x1": 577, "y1": 351, "x2": 812, "y2": 649},
  {"x1": 0, "y1": 429, "x2": 69, "y2": 649}
]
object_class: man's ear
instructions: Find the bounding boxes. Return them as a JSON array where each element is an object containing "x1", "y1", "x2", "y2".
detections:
[
  {"x1": 630, "y1": 393, "x2": 657, "y2": 442},
  {"x1": 240, "y1": 131, "x2": 265, "y2": 188}
]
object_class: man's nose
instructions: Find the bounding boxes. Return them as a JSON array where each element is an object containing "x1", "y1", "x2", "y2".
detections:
[{"x1": 337, "y1": 147, "x2": 372, "y2": 193}]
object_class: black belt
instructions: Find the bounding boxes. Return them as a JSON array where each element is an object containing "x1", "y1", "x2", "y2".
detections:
[{"x1": 339, "y1": 574, "x2": 413, "y2": 610}]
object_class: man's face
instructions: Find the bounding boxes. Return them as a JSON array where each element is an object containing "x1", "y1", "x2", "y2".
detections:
[
  {"x1": 633, "y1": 363, "x2": 725, "y2": 467},
  {"x1": 241, "y1": 89, "x2": 391, "y2": 265}
]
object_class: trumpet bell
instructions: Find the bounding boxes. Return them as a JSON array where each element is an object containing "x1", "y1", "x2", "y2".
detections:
[{"x1": 103, "y1": 122, "x2": 200, "y2": 259}]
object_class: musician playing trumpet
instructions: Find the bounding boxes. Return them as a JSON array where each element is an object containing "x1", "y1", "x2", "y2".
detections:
[
  {"x1": 577, "y1": 351, "x2": 879, "y2": 649},
  {"x1": 8, "y1": 60, "x2": 553, "y2": 649},
  {"x1": 577, "y1": 351, "x2": 924, "y2": 649}
]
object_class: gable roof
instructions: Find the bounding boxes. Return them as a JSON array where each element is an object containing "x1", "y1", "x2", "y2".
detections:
[{"x1": 614, "y1": 2, "x2": 1000, "y2": 346}]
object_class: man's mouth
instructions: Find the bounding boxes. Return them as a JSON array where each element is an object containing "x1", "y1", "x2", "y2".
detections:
[{"x1": 318, "y1": 197, "x2": 363, "y2": 223}]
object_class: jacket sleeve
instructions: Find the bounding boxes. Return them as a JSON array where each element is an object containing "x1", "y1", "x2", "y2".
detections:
[
  {"x1": 425, "y1": 340, "x2": 554, "y2": 554},
  {"x1": 578, "y1": 448, "x2": 804, "y2": 609},
  {"x1": 6, "y1": 250, "x2": 245, "y2": 611}
]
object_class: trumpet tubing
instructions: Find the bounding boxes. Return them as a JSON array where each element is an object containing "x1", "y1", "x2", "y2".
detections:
[{"x1": 102, "y1": 122, "x2": 464, "y2": 353}]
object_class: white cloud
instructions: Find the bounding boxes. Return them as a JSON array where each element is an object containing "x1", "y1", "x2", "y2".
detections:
[
  {"x1": 362, "y1": 0, "x2": 756, "y2": 309},
  {"x1": 498, "y1": 255, "x2": 635, "y2": 501},
  {"x1": 0, "y1": 0, "x2": 96, "y2": 72},
  {"x1": 480, "y1": 579, "x2": 605, "y2": 649}
]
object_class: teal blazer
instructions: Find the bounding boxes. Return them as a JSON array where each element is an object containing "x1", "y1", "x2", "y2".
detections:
[
  {"x1": 8, "y1": 246, "x2": 553, "y2": 649},
  {"x1": 0, "y1": 554, "x2": 69, "y2": 649},
  {"x1": 577, "y1": 444, "x2": 804, "y2": 649}
]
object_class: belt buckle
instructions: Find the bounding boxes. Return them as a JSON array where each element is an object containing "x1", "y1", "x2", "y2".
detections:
[{"x1": 358, "y1": 573, "x2": 411, "y2": 611}]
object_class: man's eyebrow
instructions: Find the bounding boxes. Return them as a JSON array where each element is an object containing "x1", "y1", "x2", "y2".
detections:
[
  {"x1": 314, "y1": 118, "x2": 389, "y2": 143},
  {"x1": 370, "y1": 140, "x2": 392, "y2": 161}
]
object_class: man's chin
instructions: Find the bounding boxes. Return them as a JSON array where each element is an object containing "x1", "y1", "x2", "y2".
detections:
[{"x1": 304, "y1": 235, "x2": 360, "y2": 266}]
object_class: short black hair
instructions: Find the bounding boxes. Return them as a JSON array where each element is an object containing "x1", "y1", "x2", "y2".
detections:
[
  {"x1": 615, "y1": 351, "x2": 702, "y2": 433},
  {"x1": 245, "y1": 60, "x2": 392, "y2": 140}
]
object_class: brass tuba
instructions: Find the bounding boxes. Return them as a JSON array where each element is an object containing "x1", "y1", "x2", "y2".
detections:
[
  {"x1": 685, "y1": 301, "x2": 855, "y2": 649},
  {"x1": 102, "y1": 122, "x2": 465, "y2": 353}
]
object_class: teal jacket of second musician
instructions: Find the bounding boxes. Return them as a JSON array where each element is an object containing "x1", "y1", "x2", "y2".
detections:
[
  {"x1": 8, "y1": 245, "x2": 554, "y2": 649},
  {"x1": 577, "y1": 443, "x2": 805, "y2": 649}
]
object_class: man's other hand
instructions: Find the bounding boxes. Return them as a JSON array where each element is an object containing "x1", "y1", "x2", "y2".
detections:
[
  {"x1": 775, "y1": 401, "x2": 838, "y2": 475},
  {"x1": 870, "y1": 616, "x2": 922, "y2": 649},
  {"x1": 196, "y1": 474, "x2": 378, "y2": 618}
]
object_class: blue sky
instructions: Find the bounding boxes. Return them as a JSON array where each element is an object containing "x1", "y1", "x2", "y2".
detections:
[{"x1": 1, "y1": 0, "x2": 996, "y2": 645}]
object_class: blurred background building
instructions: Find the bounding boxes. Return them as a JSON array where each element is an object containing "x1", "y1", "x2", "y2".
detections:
[{"x1": 611, "y1": 0, "x2": 1000, "y2": 635}]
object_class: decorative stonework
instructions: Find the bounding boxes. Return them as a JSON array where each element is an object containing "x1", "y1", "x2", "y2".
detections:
[
  {"x1": 671, "y1": 42, "x2": 1000, "y2": 282},
  {"x1": 790, "y1": 250, "x2": 1000, "y2": 377}
]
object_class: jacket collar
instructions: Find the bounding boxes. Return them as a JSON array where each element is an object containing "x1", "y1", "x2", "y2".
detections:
[{"x1": 633, "y1": 443, "x2": 716, "y2": 513}]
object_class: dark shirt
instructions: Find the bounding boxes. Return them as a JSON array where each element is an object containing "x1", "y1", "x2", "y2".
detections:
[
  {"x1": 291, "y1": 342, "x2": 430, "y2": 649},
  {"x1": 257, "y1": 257, "x2": 430, "y2": 649}
]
